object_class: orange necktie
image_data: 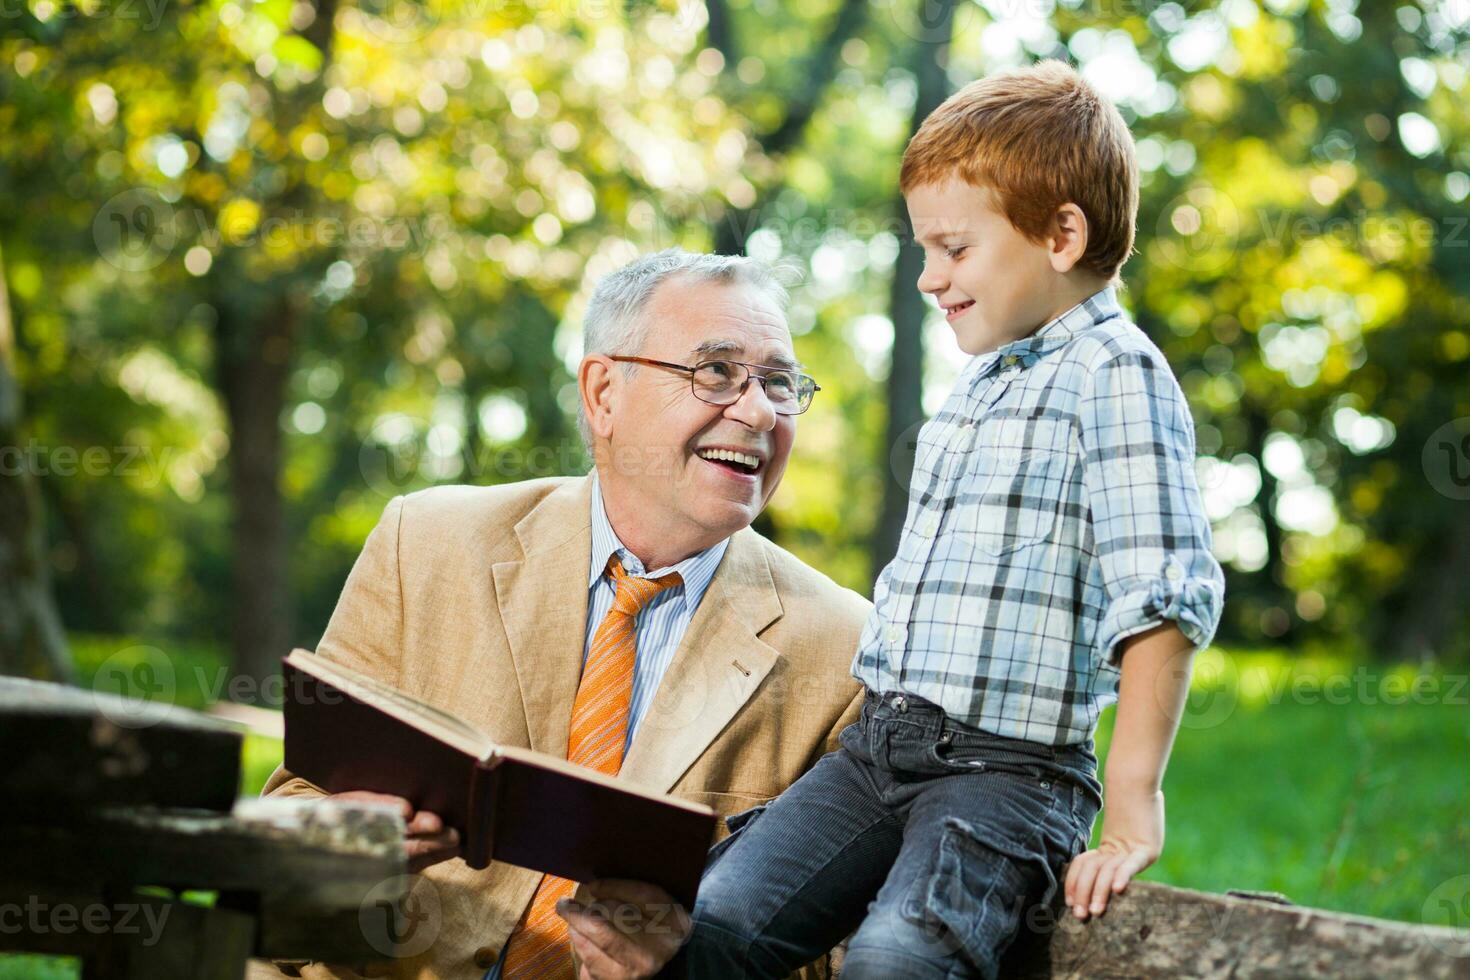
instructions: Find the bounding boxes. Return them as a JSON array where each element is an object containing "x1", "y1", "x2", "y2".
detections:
[{"x1": 499, "y1": 556, "x2": 682, "y2": 980}]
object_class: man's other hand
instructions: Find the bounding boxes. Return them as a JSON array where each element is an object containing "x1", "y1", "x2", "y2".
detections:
[
  {"x1": 325, "y1": 790, "x2": 461, "y2": 873},
  {"x1": 559, "y1": 879, "x2": 691, "y2": 980}
]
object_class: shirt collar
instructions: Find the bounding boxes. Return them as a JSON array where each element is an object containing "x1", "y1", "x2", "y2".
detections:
[
  {"x1": 963, "y1": 286, "x2": 1123, "y2": 382},
  {"x1": 588, "y1": 473, "x2": 729, "y2": 612}
]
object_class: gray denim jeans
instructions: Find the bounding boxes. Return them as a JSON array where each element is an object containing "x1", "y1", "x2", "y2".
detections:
[{"x1": 684, "y1": 690, "x2": 1102, "y2": 979}]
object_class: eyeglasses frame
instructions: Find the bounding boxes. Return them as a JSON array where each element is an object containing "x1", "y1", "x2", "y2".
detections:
[{"x1": 607, "y1": 355, "x2": 821, "y2": 416}]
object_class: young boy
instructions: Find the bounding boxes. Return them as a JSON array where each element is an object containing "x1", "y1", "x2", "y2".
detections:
[{"x1": 683, "y1": 60, "x2": 1225, "y2": 979}]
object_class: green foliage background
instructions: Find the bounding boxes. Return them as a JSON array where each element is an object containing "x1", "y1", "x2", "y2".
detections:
[{"x1": 5, "y1": 0, "x2": 1470, "y2": 659}]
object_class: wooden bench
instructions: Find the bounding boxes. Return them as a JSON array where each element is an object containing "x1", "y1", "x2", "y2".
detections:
[{"x1": 5, "y1": 675, "x2": 1468, "y2": 978}]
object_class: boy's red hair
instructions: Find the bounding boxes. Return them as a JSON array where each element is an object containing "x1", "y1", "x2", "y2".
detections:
[{"x1": 900, "y1": 60, "x2": 1139, "y2": 282}]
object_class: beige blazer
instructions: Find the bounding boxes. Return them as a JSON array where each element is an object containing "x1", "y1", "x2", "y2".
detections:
[{"x1": 250, "y1": 476, "x2": 870, "y2": 979}]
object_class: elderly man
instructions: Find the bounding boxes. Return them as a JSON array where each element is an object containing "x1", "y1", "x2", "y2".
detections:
[{"x1": 248, "y1": 249, "x2": 868, "y2": 980}]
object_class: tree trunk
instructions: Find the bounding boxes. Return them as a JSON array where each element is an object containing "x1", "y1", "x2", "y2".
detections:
[
  {"x1": 707, "y1": 0, "x2": 869, "y2": 256},
  {"x1": 1390, "y1": 513, "x2": 1470, "y2": 661},
  {"x1": 1242, "y1": 405, "x2": 1298, "y2": 645},
  {"x1": 873, "y1": 0, "x2": 958, "y2": 579},
  {"x1": 213, "y1": 294, "x2": 298, "y2": 703},
  {"x1": 0, "y1": 241, "x2": 73, "y2": 681},
  {"x1": 207, "y1": 0, "x2": 334, "y2": 702}
]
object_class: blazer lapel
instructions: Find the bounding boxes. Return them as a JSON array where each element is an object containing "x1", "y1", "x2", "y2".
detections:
[
  {"x1": 620, "y1": 529, "x2": 783, "y2": 794},
  {"x1": 491, "y1": 477, "x2": 594, "y2": 758}
]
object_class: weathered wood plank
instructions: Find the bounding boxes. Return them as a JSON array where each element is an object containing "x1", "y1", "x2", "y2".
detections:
[
  {"x1": 0, "y1": 799, "x2": 410, "y2": 966},
  {"x1": 0, "y1": 676, "x2": 242, "y2": 814},
  {"x1": 0, "y1": 798, "x2": 404, "y2": 911},
  {"x1": 999, "y1": 881, "x2": 1470, "y2": 979},
  {"x1": 0, "y1": 882, "x2": 254, "y2": 980}
]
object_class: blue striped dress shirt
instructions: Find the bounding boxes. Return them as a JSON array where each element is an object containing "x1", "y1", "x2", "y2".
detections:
[
  {"x1": 584, "y1": 476, "x2": 729, "y2": 752},
  {"x1": 485, "y1": 477, "x2": 727, "y2": 979}
]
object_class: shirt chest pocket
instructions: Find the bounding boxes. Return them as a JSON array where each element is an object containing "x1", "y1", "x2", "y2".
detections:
[{"x1": 955, "y1": 419, "x2": 1075, "y2": 558}]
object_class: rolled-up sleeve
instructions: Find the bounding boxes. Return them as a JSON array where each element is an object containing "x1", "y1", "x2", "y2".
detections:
[{"x1": 1078, "y1": 349, "x2": 1225, "y2": 664}]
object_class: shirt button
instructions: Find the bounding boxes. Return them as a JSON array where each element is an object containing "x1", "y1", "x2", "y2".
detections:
[
  {"x1": 917, "y1": 513, "x2": 940, "y2": 537},
  {"x1": 885, "y1": 624, "x2": 904, "y2": 645},
  {"x1": 473, "y1": 946, "x2": 499, "y2": 969},
  {"x1": 1003, "y1": 354, "x2": 1020, "y2": 367},
  {"x1": 1166, "y1": 563, "x2": 1184, "y2": 582}
]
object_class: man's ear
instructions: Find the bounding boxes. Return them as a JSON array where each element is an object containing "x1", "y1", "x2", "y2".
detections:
[
  {"x1": 579, "y1": 355, "x2": 618, "y2": 441},
  {"x1": 1048, "y1": 203, "x2": 1090, "y2": 273}
]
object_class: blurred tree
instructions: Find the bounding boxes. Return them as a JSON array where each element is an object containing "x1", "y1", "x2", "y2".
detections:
[
  {"x1": 1112, "y1": 0, "x2": 1470, "y2": 657},
  {"x1": 706, "y1": 0, "x2": 868, "y2": 256},
  {"x1": 0, "y1": 242, "x2": 72, "y2": 681},
  {"x1": 875, "y1": 0, "x2": 958, "y2": 577}
]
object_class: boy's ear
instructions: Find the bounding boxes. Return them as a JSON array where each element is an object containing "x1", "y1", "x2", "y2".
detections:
[{"x1": 1047, "y1": 203, "x2": 1090, "y2": 274}]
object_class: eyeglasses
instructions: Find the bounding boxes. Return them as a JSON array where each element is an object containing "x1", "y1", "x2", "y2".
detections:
[{"x1": 609, "y1": 356, "x2": 821, "y2": 416}]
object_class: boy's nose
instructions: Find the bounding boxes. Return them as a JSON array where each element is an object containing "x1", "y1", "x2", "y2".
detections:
[{"x1": 916, "y1": 259, "x2": 946, "y2": 295}]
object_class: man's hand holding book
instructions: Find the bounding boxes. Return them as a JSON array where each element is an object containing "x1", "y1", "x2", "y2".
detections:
[{"x1": 324, "y1": 790, "x2": 462, "y2": 873}]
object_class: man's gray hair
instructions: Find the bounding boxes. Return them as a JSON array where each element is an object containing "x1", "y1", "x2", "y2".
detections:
[{"x1": 577, "y1": 247, "x2": 791, "y2": 448}]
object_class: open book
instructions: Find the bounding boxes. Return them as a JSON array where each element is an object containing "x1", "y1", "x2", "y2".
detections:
[{"x1": 280, "y1": 649, "x2": 717, "y2": 908}]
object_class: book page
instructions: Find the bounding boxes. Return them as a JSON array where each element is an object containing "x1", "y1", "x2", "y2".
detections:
[{"x1": 285, "y1": 650, "x2": 495, "y2": 758}]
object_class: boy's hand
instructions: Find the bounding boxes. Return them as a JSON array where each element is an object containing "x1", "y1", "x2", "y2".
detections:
[{"x1": 1063, "y1": 784, "x2": 1164, "y2": 920}]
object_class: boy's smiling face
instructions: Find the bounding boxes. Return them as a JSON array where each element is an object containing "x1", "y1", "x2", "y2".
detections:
[{"x1": 906, "y1": 178, "x2": 1089, "y2": 356}]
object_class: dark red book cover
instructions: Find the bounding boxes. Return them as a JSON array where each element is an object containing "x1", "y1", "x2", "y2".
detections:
[{"x1": 281, "y1": 651, "x2": 715, "y2": 908}]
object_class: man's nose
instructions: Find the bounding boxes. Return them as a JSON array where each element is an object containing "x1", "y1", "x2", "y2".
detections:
[{"x1": 722, "y1": 377, "x2": 778, "y2": 432}]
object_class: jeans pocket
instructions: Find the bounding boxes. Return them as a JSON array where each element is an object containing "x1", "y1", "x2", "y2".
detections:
[
  {"x1": 925, "y1": 740, "x2": 1050, "y2": 782},
  {"x1": 914, "y1": 817, "x2": 1054, "y2": 976},
  {"x1": 1068, "y1": 784, "x2": 1100, "y2": 855}
]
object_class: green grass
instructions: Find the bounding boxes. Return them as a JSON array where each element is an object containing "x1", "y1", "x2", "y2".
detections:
[
  {"x1": 0, "y1": 957, "x2": 77, "y2": 980},
  {"x1": 1096, "y1": 649, "x2": 1470, "y2": 926},
  {"x1": 5, "y1": 644, "x2": 1465, "y2": 977},
  {"x1": 242, "y1": 732, "x2": 285, "y2": 796},
  {"x1": 66, "y1": 633, "x2": 286, "y2": 798}
]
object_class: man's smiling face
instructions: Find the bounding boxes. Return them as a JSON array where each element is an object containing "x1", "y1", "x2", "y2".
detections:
[{"x1": 597, "y1": 274, "x2": 798, "y2": 558}]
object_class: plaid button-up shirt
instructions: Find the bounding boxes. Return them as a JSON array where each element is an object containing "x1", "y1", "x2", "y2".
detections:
[{"x1": 853, "y1": 287, "x2": 1225, "y2": 746}]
